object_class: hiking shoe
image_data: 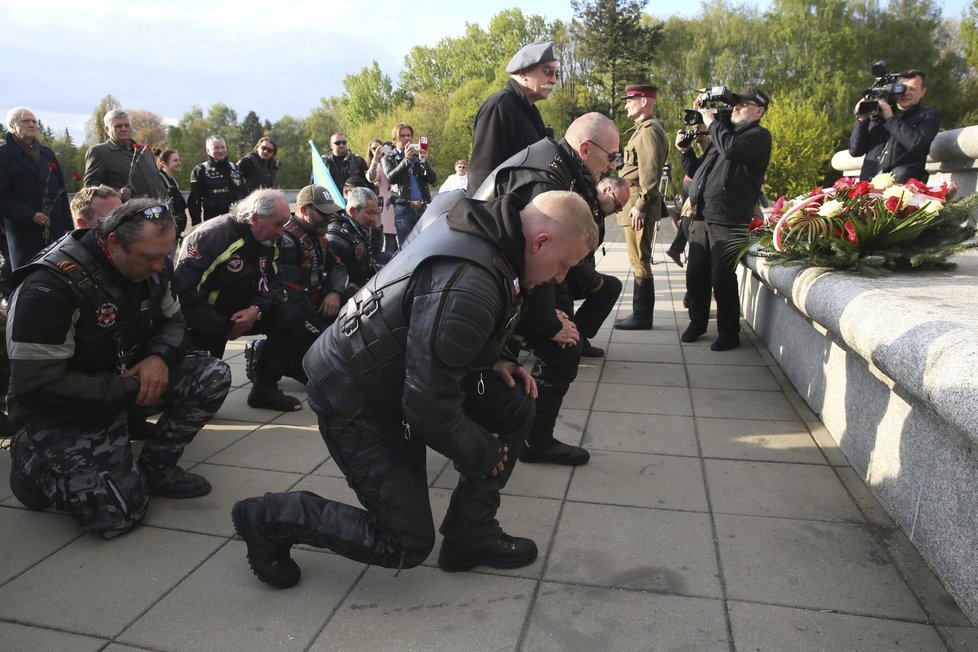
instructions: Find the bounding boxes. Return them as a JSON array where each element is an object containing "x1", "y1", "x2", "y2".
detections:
[
  {"x1": 438, "y1": 533, "x2": 538, "y2": 573},
  {"x1": 231, "y1": 498, "x2": 300, "y2": 589},
  {"x1": 248, "y1": 384, "x2": 302, "y2": 412},
  {"x1": 519, "y1": 439, "x2": 590, "y2": 466},
  {"x1": 244, "y1": 339, "x2": 264, "y2": 383},
  {"x1": 9, "y1": 432, "x2": 52, "y2": 510},
  {"x1": 141, "y1": 464, "x2": 211, "y2": 498}
]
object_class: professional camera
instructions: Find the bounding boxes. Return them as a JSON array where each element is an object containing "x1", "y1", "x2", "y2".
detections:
[
  {"x1": 856, "y1": 60, "x2": 907, "y2": 116},
  {"x1": 683, "y1": 86, "x2": 738, "y2": 125},
  {"x1": 677, "y1": 129, "x2": 709, "y2": 149}
]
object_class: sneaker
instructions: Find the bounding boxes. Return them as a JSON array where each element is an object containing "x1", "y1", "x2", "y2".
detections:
[
  {"x1": 711, "y1": 334, "x2": 741, "y2": 351},
  {"x1": 9, "y1": 432, "x2": 52, "y2": 510},
  {"x1": 141, "y1": 464, "x2": 212, "y2": 499},
  {"x1": 231, "y1": 499, "x2": 301, "y2": 588},
  {"x1": 244, "y1": 339, "x2": 264, "y2": 383},
  {"x1": 248, "y1": 384, "x2": 302, "y2": 412},
  {"x1": 519, "y1": 439, "x2": 590, "y2": 466},
  {"x1": 680, "y1": 324, "x2": 707, "y2": 343},
  {"x1": 438, "y1": 533, "x2": 538, "y2": 572},
  {"x1": 580, "y1": 339, "x2": 604, "y2": 358}
]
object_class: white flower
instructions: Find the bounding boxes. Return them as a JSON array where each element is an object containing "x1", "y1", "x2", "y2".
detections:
[
  {"x1": 871, "y1": 172, "x2": 897, "y2": 189},
  {"x1": 882, "y1": 185, "x2": 912, "y2": 210},
  {"x1": 920, "y1": 199, "x2": 942, "y2": 215},
  {"x1": 817, "y1": 199, "x2": 844, "y2": 217}
]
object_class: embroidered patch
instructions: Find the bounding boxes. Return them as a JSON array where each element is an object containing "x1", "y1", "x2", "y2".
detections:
[
  {"x1": 226, "y1": 254, "x2": 244, "y2": 273},
  {"x1": 96, "y1": 302, "x2": 119, "y2": 328},
  {"x1": 355, "y1": 243, "x2": 366, "y2": 259},
  {"x1": 186, "y1": 243, "x2": 201, "y2": 259}
]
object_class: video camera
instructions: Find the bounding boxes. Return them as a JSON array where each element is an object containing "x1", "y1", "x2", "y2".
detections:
[
  {"x1": 683, "y1": 86, "x2": 739, "y2": 125},
  {"x1": 677, "y1": 129, "x2": 709, "y2": 149},
  {"x1": 856, "y1": 61, "x2": 907, "y2": 116}
]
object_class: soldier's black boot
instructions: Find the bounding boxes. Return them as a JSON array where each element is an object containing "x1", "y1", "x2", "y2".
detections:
[
  {"x1": 438, "y1": 533, "x2": 538, "y2": 572},
  {"x1": 231, "y1": 498, "x2": 301, "y2": 589},
  {"x1": 614, "y1": 277, "x2": 654, "y2": 330},
  {"x1": 139, "y1": 461, "x2": 212, "y2": 499},
  {"x1": 9, "y1": 431, "x2": 52, "y2": 510}
]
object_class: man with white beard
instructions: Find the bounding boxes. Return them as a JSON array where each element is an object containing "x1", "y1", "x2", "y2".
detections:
[{"x1": 466, "y1": 41, "x2": 558, "y2": 194}]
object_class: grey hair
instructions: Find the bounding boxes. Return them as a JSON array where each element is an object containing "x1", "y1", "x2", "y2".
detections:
[
  {"x1": 231, "y1": 189, "x2": 286, "y2": 224},
  {"x1": 96, "y1": 198, "x2": 174, "y2": 248},
  {"x1": 598, "y1": 176, "x2": 628, "y2": 192},
  {"x1": 205, "y1": 135, "x2": 226, "y2": 149},
  {"x1": 346, "y1": 187, "x2": 378, "y2": 211},
  {"x1": 103, "y1": 109, "x2": 129, "y2": 128},
  {"x1": 565, "y1": 112, "x2": 618, "y2": 150},
  {"x1": 5, "y1": 107, "x2": 32, "y2": 130}
]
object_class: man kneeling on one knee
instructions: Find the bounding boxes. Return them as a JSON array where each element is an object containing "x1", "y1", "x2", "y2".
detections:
[{"x1": 6, "y1": 199, "x2": 231, "y2": 539}]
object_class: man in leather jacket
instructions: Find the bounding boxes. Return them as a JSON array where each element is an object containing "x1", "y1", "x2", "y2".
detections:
[
  {"x1": 382, "y1": 123, "x2": 437, "y2": 245},
  {"x1": 231, "y1": 191, "x2": 597, "y2": 589},
  {"x1": 322, "y1": 133, "x2": 368, "y2": 191},
  {"x1": 325, "y1": 186, "x2": 388, "y2": 289},
  {"x1": 187, "y1": 136, "x2": 246, "y2": 225},
  {"x1": 472, "y1": 112, "x2": 624, "y2": 466},
  {"x1": 6, "y1": 199, "x2": 231, "y2": 539},
  {"x1": 848, "y1": 69, "x2": 940, "y2": 183}
]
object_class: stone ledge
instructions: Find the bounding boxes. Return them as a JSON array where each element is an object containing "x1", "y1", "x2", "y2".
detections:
[{"x1": 743, "y1": 250, "x2": 978, "y2": 445}]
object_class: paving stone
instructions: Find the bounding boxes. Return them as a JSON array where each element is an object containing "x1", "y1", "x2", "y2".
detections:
[
  {"x1": 311, "y1": 565, "x2": 535, "y2": 651},
  {"x1": 0, "y1": 506, "x2": 81, "y2": 583},
  {"x1": 524, "y1": 583, "x2": 728, "y2": 651},
  {"x1": 606, "y1": 342, "x2": 684, "y2": 364},
  {"x1": 940, "y1": 625, "x2": 978, "y2": 651},
  {"x1": 728, "y1": 601, "x2": 945, "y2": 651},
  {"x1": 705, "y1": 459, "x2": 864, "y2": 522},
  {"x1": 214, "y1": 386, "x2": 298, "y2": 424},
  {"x1": 682, "y1": 343, "x2": 767, "y2": 366},
  {"x1": 118, "y1": 542, "x2": 363, "y2": 652},
  {"x1": 696, "y1": 417, "x2": 825, "y2": 464},
  {"x1": 687, "y1": 363, "x2": 781, "y2": 391},
  {"x1": 206, "y1": 423, "x2": 328, "y2": 474},
  {"x1": 835, "y1": 467, "x2": 895, "y2": 527},
  {"x1": 568, "y1": 450, "x2": 708, "y2": 512},
  {"x1": 179, "y1": 419, "x2": 258, "y2": 463},
  {"x1": 607, "y1": 328, "x2": 682, "y2": 345},
  {"x1": 436, "y1": 461, "x2": 573, "y2": 501},
  {"x1": 547, "y1": 502, "x2": 721, "y2": 597},
  {"x1": 0, "y1": 622, "x2": 107, "y2": 652},
  {"x1": 691, "y1": 387, "x2": 799, "y2": 420},
  {"x1": 599, "y1": 361, "x2": 687, "y2": 387},
  {"x1": 0, "y1": 526, "x2": 223, "y2": 638},
  {"x1": 583, "y1": 412, "x2": 697, "y2": 457},
  {"x1": 716, "y1": 513, "x2": 926, "y2": 619},
  {"x1": 562, "y1": 380, "x2": 597, "y2": 409},
  {"x1": 592, "y1": 383, "x2": 693, "y2": 416}
]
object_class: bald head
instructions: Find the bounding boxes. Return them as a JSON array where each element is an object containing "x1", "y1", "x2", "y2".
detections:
[
  {"x1": 521, "y1": 190, "x2": 598, "y2": 288},
  {"x1": 564, "y1": 113, "x2": 620, "y2": 182}
]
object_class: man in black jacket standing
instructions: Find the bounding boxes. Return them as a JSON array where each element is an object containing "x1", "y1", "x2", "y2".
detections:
[
  {"x1": 382, "y1": 123, "x2": 437, "y2": 246},
  {"x1": 678, "y1": 86, "x2": 772, "y2": 352},
  {"x1": 230, "y1": 191, "x2": 596, "y2": 589},
  {"x1": 848, "y1": 69, "x2": 939, "y2": 183},
  {"x1": 467, "y1": 41, "x2": 557, "y2": 194},
  {"x1": 187, "y1": 136, "x2": 246, "y2": 226}
]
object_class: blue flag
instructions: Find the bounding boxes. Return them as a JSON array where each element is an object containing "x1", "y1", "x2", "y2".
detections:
[{"x1": 309, "y1": 140, "x2": 346, "y2": 209}]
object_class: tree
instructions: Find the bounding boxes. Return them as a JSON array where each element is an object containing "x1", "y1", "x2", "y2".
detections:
[
  {"x1": 762, "y1": 90, "x2": 836, "y2": 197},
  {"x1": 206, "y1": 104, "x2": 240, "y2": 159},
  {"x1": 570, "y1": 0, "x2": 664, "y2": 118},
  {"x1": 85, "y1": 94, "x2": 122, "y2": 146},
  {"x1": 128, "y1": 109, "x2": 168, "y2": 148},
  {"x1": 239, "y1": 111, "x2": 266, "y2": 153},
  {"x1": 268, "y1": 115, "x2": 311, "y2": 188},
  {"x1": 340, "y1": 62, "x2": 396, "y2": 130}
]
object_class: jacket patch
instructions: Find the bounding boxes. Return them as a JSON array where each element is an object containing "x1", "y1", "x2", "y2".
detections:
[
  {"x1": 186, "y1": 243, "x2": 201, "y2": 259},
  {"x1": 226, "y1": 254, "x2": 244, "y2": 273},
  {"x1": 96, "y1": 302, "x2": 119, "y2": 328}
]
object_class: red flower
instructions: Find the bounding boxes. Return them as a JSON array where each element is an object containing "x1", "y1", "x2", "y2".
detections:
[
  {"x1": 771, "y1": 196, "x2": 786, "y2": 216},
  {"x1": 71, "y1": 172, "x2": 82, "y2": 181},
  {"x1": 748, "y1": 217, "x2": 764, "y2": 232},
  {"x1": 844, "y1": 220, "x2": 858, "y2": 243},
  {"x1": 48, "y1": 161, "x2": 58, "y2": 171},
  {"x1": 905, "y1": 178, "x2": 928, "y2": 194},
  {"x1": 847, "y1": 181, "x2": 871, "y2": 197},
  {"x1": 808, "y1": 187, "x2": 823, "y2": 197},
  {"x1": 884, "y1": 195, "x2": 901, "y2": 212},
  {"x1": 833, "y1": 177, "x2": 856, "y2": 191}
]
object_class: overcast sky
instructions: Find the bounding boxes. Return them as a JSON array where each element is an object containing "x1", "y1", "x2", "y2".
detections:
[{"x1": 1, "y1": 0, "x2": 967, "y2": 141}]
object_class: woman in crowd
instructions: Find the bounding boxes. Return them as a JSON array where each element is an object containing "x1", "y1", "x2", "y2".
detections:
[
  {"x1": 366, "y1": 139, "x2": 398, "y2": 254},
  {"x1": 237, "y1": 136, "x2": 279, "y2": 193},
  {"x1": 156, "y1": 148, "x2": 188, "y2": 237}
]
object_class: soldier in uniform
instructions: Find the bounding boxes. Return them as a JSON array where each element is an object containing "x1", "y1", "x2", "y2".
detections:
[
  {"x1": 614, "y1": 84, "x2": 670, "y2": 331},
  {"x1": 6, "y1": 199, "x2": 231, "y2": 539},
  {"x1": 187, "y1": 136, "x2": 246, "y2": 226},
  {"x1": 325, "y1": 186, "x2": 388, "y2": 290},
  {"x1": 230, "y1": 191, "x2": 597, "y2": 589}
]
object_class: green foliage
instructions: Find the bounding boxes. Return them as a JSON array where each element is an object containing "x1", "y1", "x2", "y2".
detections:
[
  {"x1": 340, "y1": 62, "x2": 396, "y2": 130},
  {"x1": 763, "y1": 90, "x2": 837, "y2": 197},
  {"x1": 85, "y1": 94, "x2": 121, "y2": 146}
]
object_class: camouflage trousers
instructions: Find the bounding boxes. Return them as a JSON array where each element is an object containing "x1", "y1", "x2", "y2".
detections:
[{"x1": 13, "y1": 351, "x2": 231, "y2": 539}]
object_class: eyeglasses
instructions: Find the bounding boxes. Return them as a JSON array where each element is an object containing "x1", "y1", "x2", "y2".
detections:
[
  {"x1": 541, "y1": 66, "x2": 559, "y2": 79},
  {"x1": 332, "y1": 140, "x2": 348, "y2": 146},
  {"x1": 259, "y1": 145, "x2": 275, "y2": 153},
  {"x1": 735, "y1": 101, "x2": 760, "y2": 108},
  {"x1": 586, "y1": 140, "x2": 618, "y2": 163},
  {"x1": 112, "y1": 204, "x2": 172, "y2": 231}
]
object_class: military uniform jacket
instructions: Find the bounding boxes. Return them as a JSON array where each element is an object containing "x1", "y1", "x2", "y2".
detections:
[
  {"x1": 6, "y1": 229, "x2": 185, "y2": 425},
  {"x1": 187, "y1": 158, "x2": 246, "y2": 225},
  {"x1": 173, "y1": 215, "x2": 284, "y2": 338},
  {"x1": 83, "y1": 139, "x2": 165, "y2": 200},
  {"x1": 618, "y1": 115, "x2": 669, "y2": 226},
  {"x1": 280, "y1": 217, "x2": 348, "y2": 331},
  {"x1": 325, "y1": 214, "x2": 376, "y2": 289}
]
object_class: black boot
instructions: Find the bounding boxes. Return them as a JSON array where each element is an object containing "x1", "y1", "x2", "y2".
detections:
[
  {"x1": 438, "y1": 533, "x2": 538, "y2": 572},
  {"x1": 9, "y1": 431, "x2": 52, "y2": 510},
  {"x1": 248, "y1": 383, "x2": 302, "y2": 412},
  {"x1": 231, "y1": 498, "x2": 301, "y2": 588},
  {"x1": 614, "y1": 277, "x2": 654, "y2": 330}
]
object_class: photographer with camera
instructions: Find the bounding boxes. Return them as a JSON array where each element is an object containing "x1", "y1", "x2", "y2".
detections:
[
  {"x1": 677, "y1": 86, "x2": 772, "y2": 352},
  {"x1": 848, "y1": 68, "x2": 939, "y2": 183}
]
